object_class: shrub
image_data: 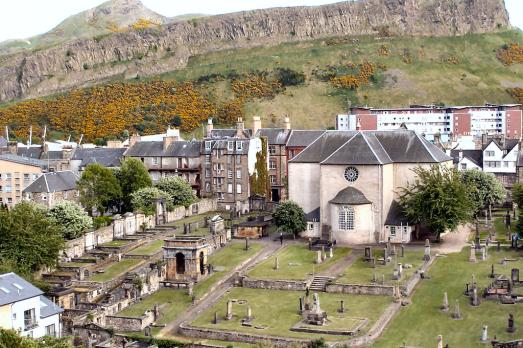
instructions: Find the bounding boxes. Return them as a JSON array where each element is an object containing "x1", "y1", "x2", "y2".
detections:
[
  {"x1": 275, "y1": 67, "x2": 306, "y2": 87},
  {"x1": 497, "y1": 43, "x2": 523, "y2": 65}
]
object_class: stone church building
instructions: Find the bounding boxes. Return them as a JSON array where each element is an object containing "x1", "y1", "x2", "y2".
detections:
[{"x1": 288, "y1": 130, "x2": 452, "y2": 244}]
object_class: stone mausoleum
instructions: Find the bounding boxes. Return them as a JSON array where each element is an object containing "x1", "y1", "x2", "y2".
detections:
[
  {"x1": 163, "y1": 236, "x2": 209, "y2": 282},
  {"x1": 289, "y1": 130, "x2": 452, "y2": 244}
]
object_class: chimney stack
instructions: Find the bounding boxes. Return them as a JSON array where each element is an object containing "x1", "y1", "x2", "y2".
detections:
[
  {"x1": 7, "y1": 141, "x2": 17, "y2": 155},
  {"x1": 206, "y1": 118, "x2": 214, "y2": 137},
  {"x1": 163, "y1": 135, "x2": 179, "y2": 151},
  {"x1": 284, "y1": 117, "x2": 291, "y2": 130},
  {"x1": 62, "y1": 145, "x2": 73, "y2": 160},
  {"x1": 106, "y1": 140, "x2": 123, "y2": 148},
  {"x1": 129, "y1": 134, "x2": 141, "y2": 148},
  {"x1": 236, "y1": 117, "x2": 245, "y2": 138},
  {"x1": 252, "y1": 116, "x2": 262, "y2": 136}
]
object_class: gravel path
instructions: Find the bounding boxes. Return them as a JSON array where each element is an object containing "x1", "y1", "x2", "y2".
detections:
[{"x1": 435, "y1": 223, "x2": 473, "y2": 254}]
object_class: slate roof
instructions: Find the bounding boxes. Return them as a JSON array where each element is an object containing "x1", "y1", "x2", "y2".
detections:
[
  {"x1": 0, "y1": 273, "x2": 43, "y2": 306},
  {"x1": 329, "y1": 187, "x2": 371, "y2": 205},
  {"x1": 23, "y1": 171, "x2": 79, "y2": 193},
  {"x1": 449, "y1": 149, "x2": 483, "y2": 167},
  {"x1": 384, "y1": 200, "x2": 411, "y2": 225},
  {"x1": 125, "y1": 141, "x2": 201, "y2": 158},
  {"x1": 72, "y1": 148, "x2": 126, "y2": 167},
  {"x1": 17, "y1": 146, "x2": 43, "y2": 159},
  {"x1": 286, "y1": 130, "x2": 326, "y2": 148},
  {"x1": 482, "y1": 138, "x2": 519, "y2": 152},
  {"x1": 291, "y1": 130, "x2": 451, "y2": 164},
  {"x1": 255, "y1": 128, "x2": 291, "y2": 145},
  {"x1": 305, "y1": 207, "x2": 320, "y2": 221},
  {"x1": 209, "y1": 128, "x2": 253, "y2": 139},
  {"x1": 41, "y1": 151, "x2": 64, "y2": 160},
  {"x1": 40, "y1": 295, "x2": 64, "y2": 318},
  {"x1": 0, "y1": 154, "x2": 48, "y2": 168}
]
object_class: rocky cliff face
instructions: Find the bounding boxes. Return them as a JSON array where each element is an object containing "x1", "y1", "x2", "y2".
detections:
[{"x1": 0, "y1": 0, "x2": 510, "y2": 103}]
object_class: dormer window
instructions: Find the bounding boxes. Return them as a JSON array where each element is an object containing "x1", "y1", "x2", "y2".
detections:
[{"x1": 236, "y1": 141, "x2": 243, "y2": 152}]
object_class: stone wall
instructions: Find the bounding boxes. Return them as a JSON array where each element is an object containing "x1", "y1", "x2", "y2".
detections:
[
  {"x1": 240, "y1": 277, "x2": 309, "y2": 291},
  {"x1": 105, "y1": 311, "x2": 155, "y2": 332},
  {"x1": 179, "y1": 324, "x2": 309, "y2": 348},
  {"x1": 325, "y1": 283, "x2": 395, "y2": 296}
]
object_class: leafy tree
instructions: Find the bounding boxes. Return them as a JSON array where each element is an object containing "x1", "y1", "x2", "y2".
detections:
[
  {"x1": 118, "y1": 158, "x2": 152, "y2": 212},
  {"x1": 154, "y1": 176, "x2": 196, "y2": 208},
  {"x1": 0, "y1": 329, "x2": 73, "y2": 348},
  {"x1": 399, "y1": 166, "x2": 474, "y2": 241},
  {"x1": 48, "y1": 201, "x2": 93, "y2": 240},
  {"x1": 273, "y1": 201, "x2": 306, "y2": 237},
  {"x1": 77, "y1": 163, "x2": 122, "y2": 216},
  {"x1": 512, "y1": 183, "x2": 523, "y2": 207},
  {"x1": 461, "y1": 169, "x2": 505, "y2": 217},
  {"x1": 131, "y1": 187, "x2": 174, "y2": 216},
  {"x1": 0, "y1": 202, "x2": 64, "y2": 274},
  {"x1": 171, "y1": 115, "x2": 182, "y2": 127}
]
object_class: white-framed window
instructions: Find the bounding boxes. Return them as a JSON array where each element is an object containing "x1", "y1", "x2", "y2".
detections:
[
  {"x1": 45, "y1": 324, "x2": 56, "y2": 337},
  {"x1": 236, "y1": 141, "x2": 243, "y2": 151},
  {"x1": 461, "y1": 163, "x2": 467, "y2": 170},
  {"x1": 205, "y1": 155, "x2": 211, "y2": 164},
  {"x1": 23, "y1": 173, "x2": 30, "y2": 181},
  {"x1": 236, "y1": 184, "x2": 242, "y2": 194},
  {"x1": 269, "y1": 160, "x2": 277, "y2": 170},
  {"x1": 486, "y1": 150, "x2": 495, "y2": 157},
  {"x1": 205, "y1": 183, "x2": 211, "y2": 192},
  {"x1": 4, "y1": 185, "x2": 11, "y2": 193},
  {"x1": 205, "y1": 141, "x2": 212, "y2": 151},
  {"x1": 390, "y1": 226, "x2": 396, "y2": 236},
  {"x1": 227, "y1": 141, "x2": 234, "y2": 151},
  {"x1": 236, "y1": 156, "x2": 241, "y2": 165},
  {"x1": 227, "y1": 170, "x2": 233, "y2": 179},
  {"x1": 205, "y1": 169, "x2": 211, "y2": 178},
  {"x1": 270, "y1": 175, "x2": 276, "y2": 184},
  {"x1": 5, "y1": 173, "x2": 11, "y2": 180},
  {"x1": 308, "y1": 223, "x2": 314, "y2": 230},
  {"x1": 236, "y1": 170, "x2": 241, "y2": 179},
  {"x1": 152, "y1": 157, "x2": 159, "y2": 165},
  {"x1": 227, "y1": 183, "x2": 233, "y2": 193},
  {"x1": 269, "y1": 145, "x2": 276, "y2": 155},
  {"x1": 338, "y1": 206, "x2": 355, "y2": 231}
]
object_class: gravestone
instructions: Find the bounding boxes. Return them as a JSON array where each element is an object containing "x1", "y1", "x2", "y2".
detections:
[
  {"x1": 398, "y1": 263, "x2": 403, "y2": 277},
  {"x1": 508, "y1": 313, "x2": 516, "y2": 333},
  {"x1": 364, "y1": 246, "x2": 372, "y2": 261},
  {"x1": 316, "y1": 250, "x2": 322, "y2": 264},
  {"x1": 451, "y1": 300, "x2": 462, "y2": 320},
  {"x1": 437, "y1": 335, "x2": 443, "y2": 348},
  {"x1": 306, "y1": 293, "x2": 327, "y2": 326},
  {"x1": 338, "y1": 300, "x2": 345, "y2": 313},
  {"x1": 497, "y1": 240, "x2": 501, "y2": 252},
  {"x1": 225, "y1": 300, "x2": 233, "y2": 320},
  {"x1": 246, "y1": 306, "x2": 252, "y2": 321},
  {"x1": 481, "y1": 247, "x2": 486, "y2": 261},
  {"x1": 384, "y1": 247, "x2": 389, "y2": 262},
  {"x1": 245, "y1": 237, "x2": 250, "y2": 251},
  {"x1": 308, "y1": 238, "x2": 312, "y2": 250},
  {"x1": 329, "y1": 247, "x2": 333, "y2": 258},
  {"x1": 144, "y1": 325, "x2": 151, "y2": 337},
  {"x1": 321, "y1": 245, "x2": 326, "y2": 261},
  {"x1": 481, "y1": 325, "x2": 488, "y2": 342},
  {"x1": 213, "y1": 311, "x2": 218, "y2": 324},
  {"x1": 275, "y1": 256, "x2": 279, "y2": 270},
  {"x1": 299, "y1": 297, "x2": 304, "y2": 313},
  {"x1": 372, "y1": 272, "x2": 377, "y2": 283},
  {"x1": 490, "y1": 264, "x2": 495, "y2": 278},
  {"x1": 512, "y1": 268, "x2": 520, "y2": 283},
  {"x1": 475, "y1": 221, "x2": 481, "y2": 249},
  {"x1": 441, "y1": 292, "x2": 449, "y2": 312},
  {"x1": 382, "y1": 274, "x2": 385, "y2": 285},
  {"x1": 370, "y1": 257, "x2": 376, "y2": 268},
  {"x1": 471, "y1": 288, "x2": 480, "y2": 306},
  {"x1": 391, "y1": 245, "x2": 396, "y2": 256},
  {"x1": 423, "y1": 239, "x2": 431, "y2": 261},
  {"x1": 469, "y1": 246, "x2": 477, "y2": 263},
  {"x1": 187, "y1": 282, "x2": 194, "y2": 297},
  {"x1": 400, "y1": 244, "x2": 405, "y2": 258}
]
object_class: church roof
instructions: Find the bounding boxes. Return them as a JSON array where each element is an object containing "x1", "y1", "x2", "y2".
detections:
[
  {"x1": 329, "y1": 186, "x2": 371, "y2": 205},
  {"x1": 384, "y1": 200, "x2": 411, "y2": 225},
  {"x1": 291, "y1": 130, "x2": 451, "y2": 165}
]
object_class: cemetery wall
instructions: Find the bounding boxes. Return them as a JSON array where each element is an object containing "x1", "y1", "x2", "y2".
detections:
[
  {"x1": 240, "y1": 277, "x2": 308, "y2": 291},
  {"x1": 105, "y1": 311, "x2": 154, "y2": 332},
  {"x1": 179, "y1": 324, "x2": 308, "y2": 347},
  {"x1": 325, "y1": 283, "x2": 395, "y2": 296}
]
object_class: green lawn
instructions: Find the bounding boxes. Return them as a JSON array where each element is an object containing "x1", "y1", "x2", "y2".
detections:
[
  {"x1": 194, "y1": 241, "x2": 264, "y2": 299},
  {"x1": 127, "y1": 240, "x2": 164, "y2": 255},
  {"x1": 190, "y1": 287, "x2": 390, "y2": 340},
  {"x1": 335, "y1": 250, "x2": 425, "y2": 285},
  {"x1": 374, "y1": 247, "x2": 523, "y2": 347},
  {"x1": 100, "y1": 240, "x2": 131, "y2": 248},
  {"x1": 165, "y1": 212, "x2": 222, "y2": 229},
  {"x1": 118, "y1": 288, "x2": 192, "y2": 326},
  {"x1": 247, "y1": 245, "x2": 350, "y2": 280},
  {"x1": 89, "y1": 259, "x2": 142, "y2": 282}
]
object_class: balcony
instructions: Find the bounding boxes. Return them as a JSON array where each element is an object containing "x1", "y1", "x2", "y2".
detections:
[{"x1": 24, "y1": 320, "x2": 38, "y2": 331}]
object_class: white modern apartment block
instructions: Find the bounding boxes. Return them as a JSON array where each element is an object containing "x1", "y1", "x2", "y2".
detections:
[{"x1": 0, "y1": 273, "x2": 63, "y2": 338}]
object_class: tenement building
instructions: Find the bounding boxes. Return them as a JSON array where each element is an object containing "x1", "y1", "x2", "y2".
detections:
[
  {"x1": 289, "y1": 130, "x2": 452, "y2": 244},
  {"x1": 0, "y1": 154, "x2": 47, "y2": 207}
]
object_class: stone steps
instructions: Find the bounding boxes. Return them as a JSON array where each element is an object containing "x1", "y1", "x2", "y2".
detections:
[{"x1": 309, "y1": 276, "x2": 333, "y2": 292}]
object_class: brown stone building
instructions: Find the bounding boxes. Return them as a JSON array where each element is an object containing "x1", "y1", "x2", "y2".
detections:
[
  {"x1": 163, "y1": 236, "x2": 209, "y2": 282},
  {"x1": 23, "y1": 171, "x2": 80, "y2": 208},
  {"x1": 124, "y1": 131, "x2": 202, "y2": 196}
]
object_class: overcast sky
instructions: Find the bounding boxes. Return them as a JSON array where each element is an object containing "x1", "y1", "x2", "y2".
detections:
[{"x1": 0, "y1": 0, "x2": 521, "y2": 42}]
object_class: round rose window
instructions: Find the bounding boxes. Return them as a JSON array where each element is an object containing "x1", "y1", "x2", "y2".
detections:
[{"x1": 344, "y1": 167, "x2": 359, "y2": 182}]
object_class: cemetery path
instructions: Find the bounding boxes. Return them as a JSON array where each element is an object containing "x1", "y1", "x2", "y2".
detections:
[
  {"x1": 436, "y1": 223, "x2": 472, "y2": 254},
  {"x1": 318, "y1": 247, "x2": 359, "y2": 277},
  {"x1": 157, "y1": 239, "x2": 283, "y2": 338}
]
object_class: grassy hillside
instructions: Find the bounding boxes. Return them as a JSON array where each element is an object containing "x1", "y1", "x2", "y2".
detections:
[{"x1": 155, "y1": 29, "x2": 523, "y2": 129}]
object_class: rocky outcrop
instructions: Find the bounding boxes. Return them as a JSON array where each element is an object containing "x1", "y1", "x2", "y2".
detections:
[{"x1": 0, "y1": 0, "x2": 510, "y2": 102}]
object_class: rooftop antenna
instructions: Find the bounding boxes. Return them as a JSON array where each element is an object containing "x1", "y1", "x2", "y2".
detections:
[
  {"x1": 67, "y1": 134, "x2": 71, "y2": 143},
  {"x1": 5, "y1": 126, "x2": 9, "y2": 141},
  {"x1": 78, "y1": 134, "x2": 84, "y2": 146},
  {"x1": 28, "y1": 125, "x2": 32, "y2": 148}
]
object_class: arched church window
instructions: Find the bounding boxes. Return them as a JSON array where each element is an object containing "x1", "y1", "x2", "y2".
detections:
[{"x1": 339, "y1": 206, "x2": 355, "y2": 230}]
